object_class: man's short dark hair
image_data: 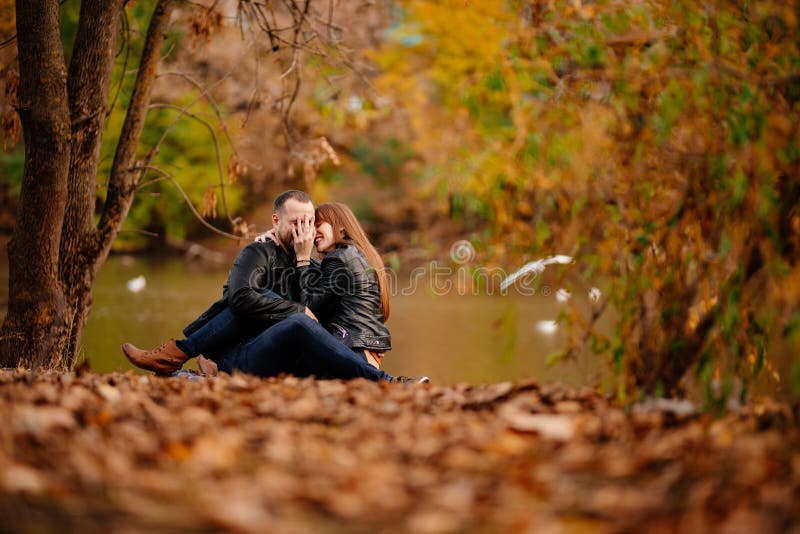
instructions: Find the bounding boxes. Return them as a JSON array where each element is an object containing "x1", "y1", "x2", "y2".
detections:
[{"x1": 274, "y1": 190, "x2": 313, "y2": 213}]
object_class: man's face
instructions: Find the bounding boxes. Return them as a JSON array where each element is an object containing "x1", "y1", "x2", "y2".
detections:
[{"x1": 272, "y1": 198, "x2": 315, "y2": 246}]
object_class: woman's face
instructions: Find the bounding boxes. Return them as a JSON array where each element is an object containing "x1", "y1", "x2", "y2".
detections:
[{"x1": 314, "y1": 220, "x2": 337, "y2": 254}]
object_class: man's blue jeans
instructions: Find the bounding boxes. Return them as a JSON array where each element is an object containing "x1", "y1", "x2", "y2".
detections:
[{"x1": 176, "y1": 303, "x2": 269, "y2": 362}]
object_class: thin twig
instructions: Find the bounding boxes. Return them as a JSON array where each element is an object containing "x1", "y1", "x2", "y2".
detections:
[
  {"x1": 136, "y1": 165, "x2": 243, "y2": 240},
  {"x1": 148, "y1": 102, "x2": 233, "y2": 225},
  {"x1": 155, "y1": 70, "x2": 260, "y2": 172},
  {"x1": 280, "y1": 52, "x2": 298, "y2": 79},
  {"x1": 119, "y1": 228, "x2": 160, "y2": 237},
  {"x1": 136, "y1": 175, "x2": 169, "y2": 189},
  {"x1": 279, "y1": 0, "x2": 310, "y2": 148},
  {"x1": 327, "y1": 0, "x2": 336, "y2": 40},
  {"x1": 244, "y1": 32, "x2": 261, "y2": 127},
  {"x1": 158, "y1": 69, "x2": 238, "y2": 150}
]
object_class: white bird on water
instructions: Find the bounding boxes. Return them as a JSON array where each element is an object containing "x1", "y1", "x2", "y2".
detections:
[
  {"x1": 555, "y1": 288, "x2": 572, "y2": 303},
  {"x1": 126, "y1": 275, "x2": 146, "y2": 293},
  {"x1": 535, "y1": 320, "x2": 559, "y2": 335}
]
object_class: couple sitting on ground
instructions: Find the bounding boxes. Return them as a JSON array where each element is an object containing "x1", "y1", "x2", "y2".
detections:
[{"x1": 122, "y1": 190, "x2": 429, "y2": 384}]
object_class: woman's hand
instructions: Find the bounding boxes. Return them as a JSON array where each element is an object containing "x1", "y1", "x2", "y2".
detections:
[
  {"x1": 254, "y1": 229, "x2": 278, "y2": 244},
  {"x1": 292, "y1": 214, "x2": 315, "y2": 262}
]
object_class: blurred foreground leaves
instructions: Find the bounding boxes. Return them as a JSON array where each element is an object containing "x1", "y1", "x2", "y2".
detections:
[{"x1": 1, "y1": 370, "x2": 798, "y2": 532}]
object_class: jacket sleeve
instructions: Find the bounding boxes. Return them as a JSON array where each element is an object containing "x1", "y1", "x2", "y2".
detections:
[
  {"x1": 226, "y1": 243, "x2": 305, "y2": 321},
  {"x1": 298, "y1": 254, "x2": 351, "y2": 321}
]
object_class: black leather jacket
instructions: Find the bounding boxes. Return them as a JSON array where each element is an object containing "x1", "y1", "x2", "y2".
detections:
[
  {"x1": 183, "y1": 241, "x2": 305, "y2": 336},
  {"x1": 298, "y1": 244, "x2": 391, "y2": 351}
]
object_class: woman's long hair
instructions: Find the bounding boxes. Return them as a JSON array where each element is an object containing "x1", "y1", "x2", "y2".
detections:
[{"x1": 315, "y1": 202, "x2": 390, "y2": 321}]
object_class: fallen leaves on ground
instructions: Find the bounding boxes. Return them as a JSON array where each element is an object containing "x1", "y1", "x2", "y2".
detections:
[{"x1": 0, "y1": 369, "x2": 798, "y2": 532}]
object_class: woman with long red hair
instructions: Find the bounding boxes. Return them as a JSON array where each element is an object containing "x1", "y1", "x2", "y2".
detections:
[{"x1": 302, "y1": 202, "x2": 391, "y2": 368}]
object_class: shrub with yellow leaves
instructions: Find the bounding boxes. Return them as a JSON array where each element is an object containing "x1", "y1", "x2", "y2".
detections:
[{"x1": 374, "y1": 0, "x2": 800, "y2": 402}]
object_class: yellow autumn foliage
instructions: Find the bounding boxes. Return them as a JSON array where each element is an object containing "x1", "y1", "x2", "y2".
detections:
[{"x1": 373, "y1": 0, "x2": 800, "y2": 399}]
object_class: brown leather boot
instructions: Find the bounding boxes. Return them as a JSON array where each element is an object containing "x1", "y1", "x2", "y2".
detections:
[{"x1": 121, "y1": 339, "x2": 188, "y2": 375}]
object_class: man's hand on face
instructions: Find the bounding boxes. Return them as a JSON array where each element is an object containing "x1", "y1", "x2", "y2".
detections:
[
  {"x1": 272, "y1": 198, "x2": 315, "y2": 251},
  {"x1": 292, "y1": 214, "x2": 315, "y2": 263}
]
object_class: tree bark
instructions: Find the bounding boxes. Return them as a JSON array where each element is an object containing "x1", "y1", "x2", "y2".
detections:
[
  {"x1": 56, "y1": 0, "x2": 174, "y2": 368},
  {"x1": 0, "y1": 0, "x2": 174, "y2": 369},
  {"x1": 0, "y1": 0, "x2": 70, "y2": 368},
  {"x1": 99, "y1": 0, "x2": 175, "y2": 250},
  {"x1": 57, "y1": 0, "x2": 124, "y2": 364}
]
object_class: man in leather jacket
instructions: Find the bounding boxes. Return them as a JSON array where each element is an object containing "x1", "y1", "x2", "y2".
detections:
[
  {"x1": 122, "y1": 190, "x2": 317, "y2": 371},
  {"x1": 183, "y1": 190, "x2": 318, "y2": 337}
]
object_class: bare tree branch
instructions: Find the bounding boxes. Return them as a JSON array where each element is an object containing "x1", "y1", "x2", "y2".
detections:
[
  {"x1": 158, "y1": 69, "x2": 239, "y2": 154},
  {"x1": 119, "y1": 227, "x2": 160, "y2": 237},
  {"x1": 99, "y1": 0, "x2": 176, "y2": 252},
  {"x1": 137, "y1": 165, "x2": 244, "y2": 241},
  {"x1": 148, "y1": 102, "x2": 233, "y2": 225}
]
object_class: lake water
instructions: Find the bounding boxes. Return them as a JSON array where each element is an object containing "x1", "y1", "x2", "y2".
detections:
[{"x1": 0, "y1": 253, "x2": 609, "y2": 386}]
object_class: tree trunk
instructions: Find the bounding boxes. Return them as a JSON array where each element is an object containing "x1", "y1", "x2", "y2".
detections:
[
  {"x1": 59, "y1": 0, "x2": 175, "y2": 368},
  {"x1": 0, "y1": 0, "x2": 174, "y2": 370},
  {"x1": 0, "y1": 0, "x2": 71, "y2": 368},
  {"x1": 57, "y1": 0, "x2": 124, "y2": 364}
]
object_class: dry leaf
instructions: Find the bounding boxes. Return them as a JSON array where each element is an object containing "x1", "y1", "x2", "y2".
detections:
[
  {"x1": 189, "y1": 7, "x2": 223, "y2": 49},
  {"x1": 227, "y1": 154, "x2": 247, "y2": 184},
  {"x1": 201, "y1": 187, "x2": 218, "y2": 219},
  {"x1": 2, "y1": 110, "x2": 21, "y2": 152},
  {"x1": 498, "y1": 405, "x2": 576, "y2": 441},
  {"x1": 1, "y1": 465, "x2": 47, "y2": 494}
]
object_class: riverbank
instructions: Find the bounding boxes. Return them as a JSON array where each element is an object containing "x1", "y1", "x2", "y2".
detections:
[{"x1": 1, "y1": 369, "x2": 798, "y2": 532}]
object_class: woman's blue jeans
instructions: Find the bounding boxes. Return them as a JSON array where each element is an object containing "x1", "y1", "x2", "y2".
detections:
[{"x1": 217, "y1": 314, "x2": 392, "y2": 381}]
